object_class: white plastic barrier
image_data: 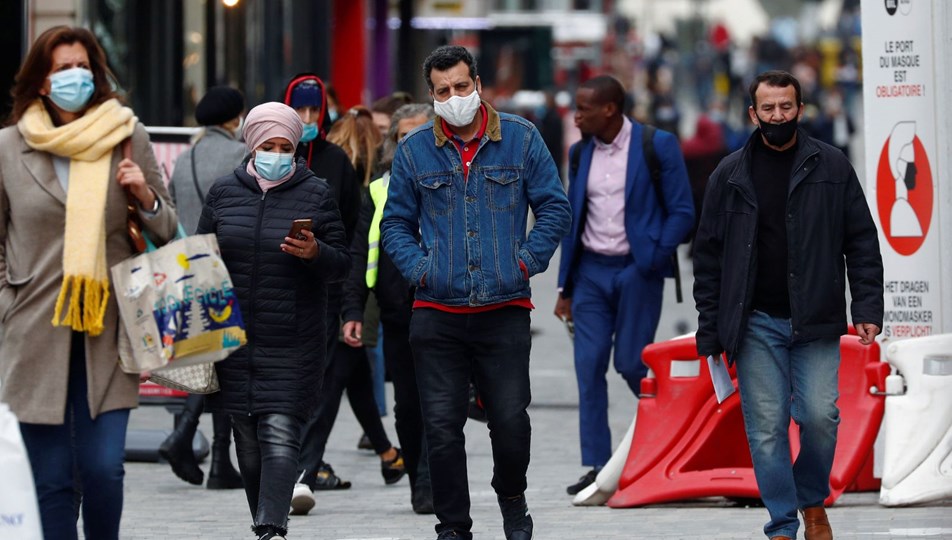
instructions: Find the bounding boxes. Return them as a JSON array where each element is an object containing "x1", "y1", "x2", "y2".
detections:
[
  {"x1": 572, "y1": 415, "x2": 637, "y2": 506},
  {"x1": 880, "y1": 334, "x2": 952, "y2": 506}
]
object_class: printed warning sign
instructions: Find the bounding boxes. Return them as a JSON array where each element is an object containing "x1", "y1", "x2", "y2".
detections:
[
  {"x1": 874, "y1": 122, "x2": 933, "y2": 256},
  {"x1": 862, "y1": 0, "x2": 941, "y2": 340}
]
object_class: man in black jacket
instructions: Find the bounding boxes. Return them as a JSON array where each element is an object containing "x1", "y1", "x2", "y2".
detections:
[
  {"x1": 281, "y1": 73, "x2": 363, "y2": 513},
  {"x1": 341, "y1": 103, "x2": 437, "y2": 514},
  {"x1": 693, "y1": 71, "x2": 883, "y2": 540}
]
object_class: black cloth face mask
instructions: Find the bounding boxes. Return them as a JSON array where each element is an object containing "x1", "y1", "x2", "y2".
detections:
[{"x1": 757, "y1": 115, "x2": 798, "y2": 148}]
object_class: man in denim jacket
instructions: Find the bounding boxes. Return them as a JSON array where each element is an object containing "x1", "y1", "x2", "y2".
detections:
[{"x1": 380, "y1": 45, "x2": 571, "y2": 540}]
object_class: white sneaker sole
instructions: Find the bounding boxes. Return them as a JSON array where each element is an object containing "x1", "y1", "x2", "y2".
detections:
[{"x1": 289, "y1": 485, "x2": 315, "y2": 516}]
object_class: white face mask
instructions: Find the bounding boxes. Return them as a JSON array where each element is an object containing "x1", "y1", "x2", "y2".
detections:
[{"x1": 433, "y1": 89, "x2": 480, "y2": 127}]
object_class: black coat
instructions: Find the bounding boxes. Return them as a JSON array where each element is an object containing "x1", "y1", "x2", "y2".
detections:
[
  {"x1": 341, "y1": 185, "x2": 414, "y2": 329},
  {"x1": 693, "y1": 129, "x2": 883, "y2": 361},
  {"x1": 197, "y1": 160, "x2": 350, "y2": 419}
]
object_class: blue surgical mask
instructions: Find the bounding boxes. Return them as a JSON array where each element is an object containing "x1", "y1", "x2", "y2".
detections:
[
  {"x1": 327, "y1": 108, "x2": 339, "y2": 123},
  {"x1": 48, "y1": 67, "x2": 95, "y2": 113},
  {"x1": 301, "y1": 122, "x2": 319, "y2": 143},
  {"x1": 254, "y1": 151, "x2": 294, "y2": 181}
]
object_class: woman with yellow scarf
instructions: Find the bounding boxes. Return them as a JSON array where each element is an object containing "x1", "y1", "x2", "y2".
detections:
[{"x1": 0, "y1": 26, "x2": 177, "y2": 540}]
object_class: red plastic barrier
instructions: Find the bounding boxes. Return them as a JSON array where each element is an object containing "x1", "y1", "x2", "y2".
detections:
[{"x1": 608, "y1": 335, "x2": 886, "y2": 508}]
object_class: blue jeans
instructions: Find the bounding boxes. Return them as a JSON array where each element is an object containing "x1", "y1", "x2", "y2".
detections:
[
  {"x1": 19, "y1": 332, "x2": 130, "y2": 540},
  {"x1": 735, "y1": 311, "x2": 840, "y2": 539},
  {"x1": 409, "y1": 307, "x2": 532, "y2": 538},
  {"x1": 231, "y1": 413, "x2": 304, "y2": 537}
]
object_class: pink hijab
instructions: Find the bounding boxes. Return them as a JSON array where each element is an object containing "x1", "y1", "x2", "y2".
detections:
[{"x1": 243, "y1": 102, "x2": 304, "y2": 190}]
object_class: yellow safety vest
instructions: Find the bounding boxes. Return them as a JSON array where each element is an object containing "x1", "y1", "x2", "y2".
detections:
[{"x1": 365, "y1": 173, "x2": 389, "y2": 289}]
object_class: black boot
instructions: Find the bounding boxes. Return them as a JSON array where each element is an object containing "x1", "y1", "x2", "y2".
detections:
[
  {"x1": 498, "y1": 493, "x2": 533, "y2": 540},
  {"x1": 158, "y1": 394, "x2": 204, "y2": 486},
  {"x1": 206, "y1": 412, "x2": 243, "y2": 489}
]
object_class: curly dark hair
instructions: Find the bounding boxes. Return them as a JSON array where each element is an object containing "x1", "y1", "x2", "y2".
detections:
[{"x1": 422, "y1": 46, "x2": 477, "y2": 91}]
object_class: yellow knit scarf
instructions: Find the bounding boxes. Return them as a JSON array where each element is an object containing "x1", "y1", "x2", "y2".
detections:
[{"x1": 17, "y1": 99, "x2": 137, "y2": 336}]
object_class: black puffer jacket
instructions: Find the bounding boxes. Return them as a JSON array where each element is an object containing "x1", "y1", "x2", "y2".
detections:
[
  {"x1": 341, "y1": 183, "x2": 414, "y2": 329},
  {"x1": 693, "y1": 129, "x2": 883, "y2": 362},
  {"x1": 197, "y1": 159, "x2": 350, "y2": 419}
]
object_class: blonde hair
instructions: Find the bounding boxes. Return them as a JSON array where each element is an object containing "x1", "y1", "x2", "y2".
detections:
[{"x1": 327, "y1": 105, "x2": 382, "y2": 187}]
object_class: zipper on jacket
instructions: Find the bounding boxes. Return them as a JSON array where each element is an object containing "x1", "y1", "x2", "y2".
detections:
[
  {"x1": 785, "y1": 147, "x2": 820, "y2": 337},
  {"x1": 246, "y1": 189, "x2": 267, "y2": 415}
]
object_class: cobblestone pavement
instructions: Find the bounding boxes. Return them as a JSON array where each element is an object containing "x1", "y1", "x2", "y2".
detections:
[{"x1": 119, "y1": 248, "x2": 952, "y2": 539}]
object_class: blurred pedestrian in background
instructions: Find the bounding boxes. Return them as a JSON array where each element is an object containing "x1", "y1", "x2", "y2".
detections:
[
  {"x1": 0, "y1": 25, "x2": 178, "y2": 540},
  {"x1": 682, "y1": 112, "x2": 728, "y2": 245},
  {"x1": 281, "y1": 74, "x2": 363, "y2": 505},
  {"x1": 196, "y1": 101, "x2": 350, "y2": 540},
  {"x1": 328, "y1": 105, "x2": 383, "y2": 189},
  {"x1": 160, "y1": 85, "x2": 247, "y2": 490},
  {"x1": 290, "y1": 103, "x2": 403, "y2": 517},
  {"x1": 342, "y1": 102, "x2": 436, "y2": 514},
  {"x1": 370, "y1": 91, "x2": 414, "y2": 139}
]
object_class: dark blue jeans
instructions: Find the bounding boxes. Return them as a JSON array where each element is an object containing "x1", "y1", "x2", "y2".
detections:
[
  {"x1": 231, "y1": 413, "x2": 304, "y2": 537},
  {"x1": 409, "y1": 307, "x2": 532, "y2": 538},
  {"x1": 19, "y1": 332, "x2": 130, "y2": 540},
  {"x1": 735, "y1": 311, "x2": 841, "y2": 539}
]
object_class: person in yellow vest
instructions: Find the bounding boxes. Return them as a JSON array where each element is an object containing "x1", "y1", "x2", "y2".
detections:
[{"x1": 341, "y1": 102, "x2": 436, "y2": 514}]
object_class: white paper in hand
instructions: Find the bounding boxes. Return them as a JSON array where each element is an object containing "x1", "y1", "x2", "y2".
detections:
[{"x1": 707, "y1": 355, "x2": 736, "y2": 403}]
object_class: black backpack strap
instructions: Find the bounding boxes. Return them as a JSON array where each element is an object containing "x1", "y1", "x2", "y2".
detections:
[
  {"x1": 569, "y1": 141, "x2": 582, "y2": 179},
  {"x1": 641, "y1": 123, "x2": 682, "y2": 303},
  {"x1": 642, "y1": 124, "x2": 665, "y2": 214}
]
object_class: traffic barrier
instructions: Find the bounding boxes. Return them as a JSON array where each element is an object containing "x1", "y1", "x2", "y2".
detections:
[
  {"x1": 572, "y1": 416, "x2": 637, "y2": 506},
  {"x1": 607, "y1": 334, "x2": 886, "y2": 508},
  {"x1": 880, "y1": 334, "x2": 952, "y2": 506}
]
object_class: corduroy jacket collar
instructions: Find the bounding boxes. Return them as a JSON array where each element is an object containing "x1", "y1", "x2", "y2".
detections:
[{"x1": 432, "y1": 100, "x2": 502, "y2": 147}]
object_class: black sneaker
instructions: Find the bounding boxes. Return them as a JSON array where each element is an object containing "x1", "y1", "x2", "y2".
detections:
[
  {"x1": 498, "y1": 493, "x2": 533, "y2": 540},
  {"x1": 313, "y1": 461, "x2": 352, "y2": 490},
  {"x1": 381, "y1": 448, "x2": 406, "y2": 485},
  {"x1": 565, "y1": 468, "x2": 598, "y2": 495}
]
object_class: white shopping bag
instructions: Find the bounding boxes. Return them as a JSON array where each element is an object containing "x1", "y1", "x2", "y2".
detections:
[
  {"x1": 0, "y1": 403, "x2": 43, "y2": 539},
  {"x1": 111, "y1": 233, "x2": 247, "y2": 374}
]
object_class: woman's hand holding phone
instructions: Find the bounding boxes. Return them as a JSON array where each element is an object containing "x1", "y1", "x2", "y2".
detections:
[{"x1": 281, "y1": 219, "x2": 318, "y2": 259}]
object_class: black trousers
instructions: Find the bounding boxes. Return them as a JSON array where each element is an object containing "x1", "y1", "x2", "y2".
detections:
[
  {"x1": 382, "y1": 321, "x2": 426, "y2": 492},
  {"x1": 231, "y1": 413, "x2": 304, "y2": 536},
  {"x1": 297, "y1": 335, "x2": 393, "y2": 488},
  {"x1": 409, "y1": 307, "x2": 532, "y2": 537}
]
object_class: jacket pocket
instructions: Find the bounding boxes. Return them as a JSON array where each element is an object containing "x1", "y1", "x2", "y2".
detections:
[
  {"x1": 0, "y1": 272, "x2": 34, "y2": 324},
  {"x1": 484, "y1": 169, "x2": 520, "y2": 211},
  {"x1": 418, "y1": 174, "x2": 453, "y2": 216}
]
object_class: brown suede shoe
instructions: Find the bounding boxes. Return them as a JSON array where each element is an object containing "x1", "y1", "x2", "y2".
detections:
[
  {"x1": 770, "y1": 537, "x2": 793, "y2": 540},
  {"x1": 802, "y1": 506, "x2": 833, "y2": 540}
]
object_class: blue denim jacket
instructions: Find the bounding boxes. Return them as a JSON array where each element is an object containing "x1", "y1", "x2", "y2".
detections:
[{"x1": 381, "y1": 102, "x2": 571, "y2": 306}]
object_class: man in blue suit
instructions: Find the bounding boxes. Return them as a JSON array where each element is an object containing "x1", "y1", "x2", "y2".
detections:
[{"x1": 555, "y1": 75, "x2": 694, "y2": 495}]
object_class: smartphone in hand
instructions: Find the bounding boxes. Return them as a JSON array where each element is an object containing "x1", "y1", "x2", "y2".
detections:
[{"x1": 288, "y1": 218, "x2": 313, "y2": 240}]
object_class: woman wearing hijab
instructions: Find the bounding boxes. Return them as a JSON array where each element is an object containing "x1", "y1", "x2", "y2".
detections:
[
  {"x1": 196, "y1": 101, "x2": 350, "y2": 540},
  {"x1": 0, "y1": 26, "x2": 177, "y2": 540}
]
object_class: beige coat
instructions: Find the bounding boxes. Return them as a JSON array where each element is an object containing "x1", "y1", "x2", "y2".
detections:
[{"x1": 0, "y1": 122, "x2": 177, "y2": 425}]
